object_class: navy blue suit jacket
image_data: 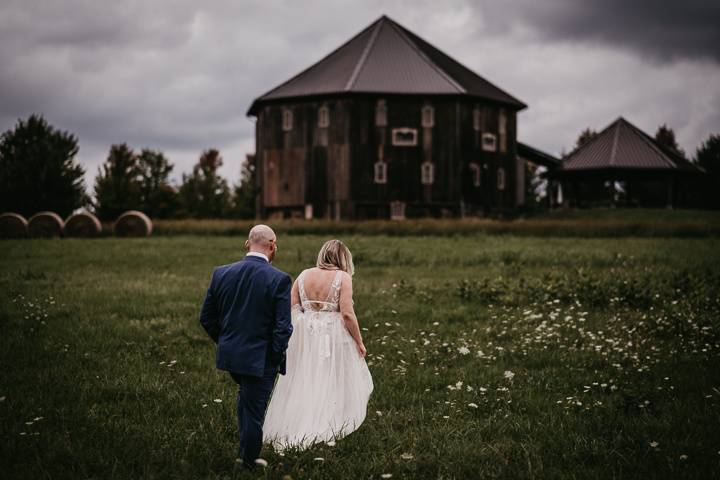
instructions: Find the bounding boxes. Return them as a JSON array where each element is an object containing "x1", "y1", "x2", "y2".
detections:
[{"x1": 199, "y1": 255, "x2": 293, "y2": 377}]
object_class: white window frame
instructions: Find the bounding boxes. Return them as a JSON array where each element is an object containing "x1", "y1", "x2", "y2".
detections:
[
  {"x1": 391, "y1": 128, "x2": 418, "y2": 146},
  {"x1": 374, "y1": 161, "x2": 387, "y2": 184},
  {"x1": 318, "y1": 105, "x2": 329, "y2": 128},
  {"x1": 497, "y1": 167, "x2": 506, "y2": 191},
  {"x1": 375, "y1": 99, "x2": 387, "y2": 127},
  {"x1": 473, "y1": 106, "x2": 482, "y2": 131},
  {"x1": 282, "y1": 109, "x2": 293, "y2": 132},
  {"x1": 482, "y1": 133, "x2": 497, "y2": 152},
  {"x1": 304, "y1": 204, "x2": 313, "y2": 220},
  {"x1": 390, "y1": 201, "x2": 406, "y2": 220},
  {"x1": 421, "y1": 104, "x2": 434, "y2": 128},
  {"x1": 469, "y1": 162, "x2": 481, "y2": 187},
  {"x1": 421, "y1": 161, "x2": 434, "y2": 185}
]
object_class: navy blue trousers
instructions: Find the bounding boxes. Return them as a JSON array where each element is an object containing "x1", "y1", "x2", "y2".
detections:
[{"x1": 229, "y1": 362, "x2": 278, "y2": 463}]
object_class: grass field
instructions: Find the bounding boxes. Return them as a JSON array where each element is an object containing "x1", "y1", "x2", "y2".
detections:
[{"x1": 1, "y1": 234, "x2": 719, "y2": 479}]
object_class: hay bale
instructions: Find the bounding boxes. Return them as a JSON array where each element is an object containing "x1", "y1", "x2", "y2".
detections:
[
  {"x1": 28, "y1": 211, "x2": 64, "y2": 238},
  {"x1": 64, "y1": 211, "x2": 102, "y2": 237},
  {"x1": 0, "y1": 212, "x2": 29, "y2": 239},
  {"x1": 114, "y1": 210, "x2": 153, "y2": 237}
]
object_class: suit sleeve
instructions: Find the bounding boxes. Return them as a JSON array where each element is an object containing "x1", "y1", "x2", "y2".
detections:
[
  {"x1": 270, "y1": 274, "x2": 293, "y2": 364},
  {"x1": 199, "y1": 269, "x2": 221, "y2": 343}
]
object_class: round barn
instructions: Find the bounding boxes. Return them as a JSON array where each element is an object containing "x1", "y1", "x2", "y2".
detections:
[{"x1": 247, "y1": 15, "x2": 527, "y2": 220}]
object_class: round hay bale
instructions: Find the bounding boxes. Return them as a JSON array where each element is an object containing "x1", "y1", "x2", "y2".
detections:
[
  {"x1": 114, "y1": 210, "x2": 153, "y2": 237},
  {"x1": 28, "y1": 211, "x2": 64, "y2": 238},
  {"x1": 64, "y1": 211, "x2": 102, "y2": 237},
  {"x1": 0, "y1": 212, "x2": 29, "y2": 239}
]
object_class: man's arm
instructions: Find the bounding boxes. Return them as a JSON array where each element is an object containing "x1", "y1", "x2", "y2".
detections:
[
  {"x1": 269, "y1": 274, "x2": 293, "y2": 364},
  {"x1": 199, "y1": 269, "x2": 221, "y2": 343}
]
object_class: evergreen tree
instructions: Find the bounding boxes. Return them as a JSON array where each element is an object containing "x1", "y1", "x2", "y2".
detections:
[
  {"x1": 0, "y1": 114, "x2": 87, "y2": 217},
  {"x1": 93, "y1": 144, "x2": 142, "y2": 221},
  {"x1": 575, "y1": 128, "x2": 598, "y2": 149},
  {"x1": 137, "y1": 149, "x2": 179, "y2": 218},
  {"x1": 655, "y1": 124, "x2": 686, "y2": 158},
  {"x1": 695, "y1": 133, "x2": 720, "y2": 209},
  {"x1": 179, "y1": 149, "x2": 231, "y2": 218},
  {"x1": 231, "y1": 154, "x2": 257, "y2": 219}
]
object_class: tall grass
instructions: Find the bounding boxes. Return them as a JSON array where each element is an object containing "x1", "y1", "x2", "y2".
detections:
[{"x1": 149, "y1": 209, "x2": 720, "y2": 238}]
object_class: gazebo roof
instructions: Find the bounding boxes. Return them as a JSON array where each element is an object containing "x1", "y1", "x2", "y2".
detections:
[
  {"x1": 559, "y1": 117, "x2": 702, "y2": 173},
  {"x1": 247, "y1": 15, "x2": 526, "y2": 115}
]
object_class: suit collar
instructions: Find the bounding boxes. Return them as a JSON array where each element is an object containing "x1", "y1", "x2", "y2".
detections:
[{"x1": 244, "y1": 253, "x2": 269, "y2": 263}]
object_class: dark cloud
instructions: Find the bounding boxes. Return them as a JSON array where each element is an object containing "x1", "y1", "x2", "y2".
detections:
[{"x1": 475, "y1": 0, "x2": 720, "y2": 63}]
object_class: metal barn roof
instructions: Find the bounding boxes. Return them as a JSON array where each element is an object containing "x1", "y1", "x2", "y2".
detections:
[
  {"x1": 560, "y1": 117, "x2": 702, "y2": 173},
  {"x1": 247, "y1": 15, "x2": 526, "y2": 115}
]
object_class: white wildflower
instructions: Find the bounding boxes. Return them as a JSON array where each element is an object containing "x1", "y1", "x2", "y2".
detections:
[
  {"x1": 458, "y1": 346, "x2": 470, "y2": 355},
  {"x1": 254, "y1": 458, "x2": 268, "y2": 467},
  {"x1": 400, "y1": 453, "x2": 414, "y2": 460},
  {"x1": 468, "y1": 403, "x2": 479, "y2": 409},
  {"x1": 503, "y1": 370, "x2": 515, "y2": 380}
]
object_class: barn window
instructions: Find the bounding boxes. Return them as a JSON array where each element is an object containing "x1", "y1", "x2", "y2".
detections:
[
  {"x1": 374, "y1": 161, "x2": 387, "y2": 184},
  {"x1": 304, "y1": 204, "x2": 313, "y2": 220},
  {"x1": 421, "y1": 161, "x2": 434, "y2": 185},
  {"x1": 375, "y1": 99, "x2": 387, "y2": 127},
  {"x1": 469, "y1": 162, "x2": 481, "y2": 187},
  {"x1": 482, "y1": 133, "x2": 497, "y2": 152},
  {"x1": 497, "y1": 167, "x2": 506, "y2": 191},
  {"x1": 499, "y1": 109, "x2": 507, "y2": 153},
  {"x1": 421, "y1": 104, "x2": 434, "y2": 128},
  {"x1": 390, "y1": 201, "x2": 406, "y2": 220},
  {"x1": 391, "y1": 128, "x2": 418, "y2": 146},
  {"x1": 318, "y1": 105, "x2": 329, "y2": 128},
  {"x1": 473, "y1": 106, "x2": 482, "y2": 131},
  {"x1": 282, "y1": 109, "x2": 293, "y2": 131}
]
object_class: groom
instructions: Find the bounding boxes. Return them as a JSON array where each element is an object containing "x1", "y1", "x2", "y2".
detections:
[{"x1": 199, "y1": 224, "x2": 293, "y2": 468}]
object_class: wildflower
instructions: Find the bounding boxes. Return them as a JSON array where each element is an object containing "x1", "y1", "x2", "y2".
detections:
[
  {"x1": 327, "y1": 440, "x2": 336, "y2": 447},
  {"x1": 213, "y1": 398, "x2": 222, "y2": 403},
  {"x1": 381, "y1": 475, "x2": 393, "y2": 479},
  {"x1": 432, "y1": 322, "x2": 439, "y2": 326},
  {"x1": 376, "y1": 410, "x2": 383, "y2": 416},
  {"x1": 314, "y1": 457, "x2": 324, "y2": 462},
  {"x1": 503, "y1": 370, "x2": 515, "y2": 380},
  {"x1": 400, "y1": 453, "x2": 414, "y2": 460},
  {"x1": 0, "y1": 396, "x2": 5, "y2": 402},
  {"x1": 679, "y1": 454, "x2": 688, "y2": 460},
  {"x1": 458, "y1": 346, "x2": 470, "y2": 355},
  {"x1": 649, "y1": 441, "x2": 659, "y2": 448},
  {"x1": 254, "y1": 458, "x2": 268, "y2": 467},
  {"x1": 468, "y1": 403, "x2": 479, "y2": 409},
  {"x1": 202, "y1": 404, "x2": 208, "y2": 408}
]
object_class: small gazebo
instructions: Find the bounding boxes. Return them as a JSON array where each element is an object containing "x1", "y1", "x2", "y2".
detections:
[{"x1": 553, "y1": 117, "x2": 704, "y2": 208}]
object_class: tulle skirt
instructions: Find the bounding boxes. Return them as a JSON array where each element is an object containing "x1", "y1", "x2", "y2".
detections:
[{"x1": 263, "y1": 308, "x2": 373, "y2": 450}]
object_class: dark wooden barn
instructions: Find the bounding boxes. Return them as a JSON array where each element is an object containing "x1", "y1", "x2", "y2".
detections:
[
  {"x1": 552, "y1": 117, "x2": 704, "y2": 208},
  {"x1": 247, "y1": 15, "x2": 527, "y2": 220}
]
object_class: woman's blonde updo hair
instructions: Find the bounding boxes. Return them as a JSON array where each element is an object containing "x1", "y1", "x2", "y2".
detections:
[{"x1": 316, "y1": 239, "x2": 355, "y2": 276}]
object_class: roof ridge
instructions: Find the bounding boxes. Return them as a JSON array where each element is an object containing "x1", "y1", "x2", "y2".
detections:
[
  {"x1": 344, "y1": 17, "x2": 383, "y2": 91},
  {"x1": 387, "y1": 19, "x2": 465, "y2": 94},
  {"x1": 623, "y1": 119, "x2": 678, "y2": 168}
]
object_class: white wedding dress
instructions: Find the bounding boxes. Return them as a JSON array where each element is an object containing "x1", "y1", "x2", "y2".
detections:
[{"x1": 263, "y1": 270, "x2": 373, "y2": 450}]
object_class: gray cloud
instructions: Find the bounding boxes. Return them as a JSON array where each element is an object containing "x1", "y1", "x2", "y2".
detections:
[
  {"x1": 0, "y1": 0, "x2": 719, "y2": 191},
  {"x1": 474, "y1": 0, "x2": 720, "y2": 63}
]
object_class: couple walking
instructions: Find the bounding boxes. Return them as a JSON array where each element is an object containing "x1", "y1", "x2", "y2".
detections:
[{"x1": 199, "y1": 225, "x2": 373, "y2": 468}]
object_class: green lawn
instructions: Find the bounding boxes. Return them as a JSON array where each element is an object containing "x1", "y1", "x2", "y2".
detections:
[{"x1": 1, "y1": 235, "x2": 719, "y2": 479}]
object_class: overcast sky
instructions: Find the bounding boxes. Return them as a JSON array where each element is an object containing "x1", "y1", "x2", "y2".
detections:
[{"x1": 1, "y1": 0, "x2": 719, "y2": 190}]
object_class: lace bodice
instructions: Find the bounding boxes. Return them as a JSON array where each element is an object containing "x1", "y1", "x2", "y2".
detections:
[{"x1": 298, "y1": 269, "x2": 342, "y2": 312}]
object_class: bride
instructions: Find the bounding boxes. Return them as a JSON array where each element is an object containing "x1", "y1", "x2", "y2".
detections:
[{"x1": 263, "y1": 239, "x2": 373, "y2": 449}]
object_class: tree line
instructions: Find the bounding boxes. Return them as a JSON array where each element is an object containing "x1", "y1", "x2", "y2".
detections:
[
  {"x1": 0, "y1": 115, "x2": 257, "y2": 220},
  {"x1": 2, "y1": 114, "x2": 720, "y2": 219}
]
